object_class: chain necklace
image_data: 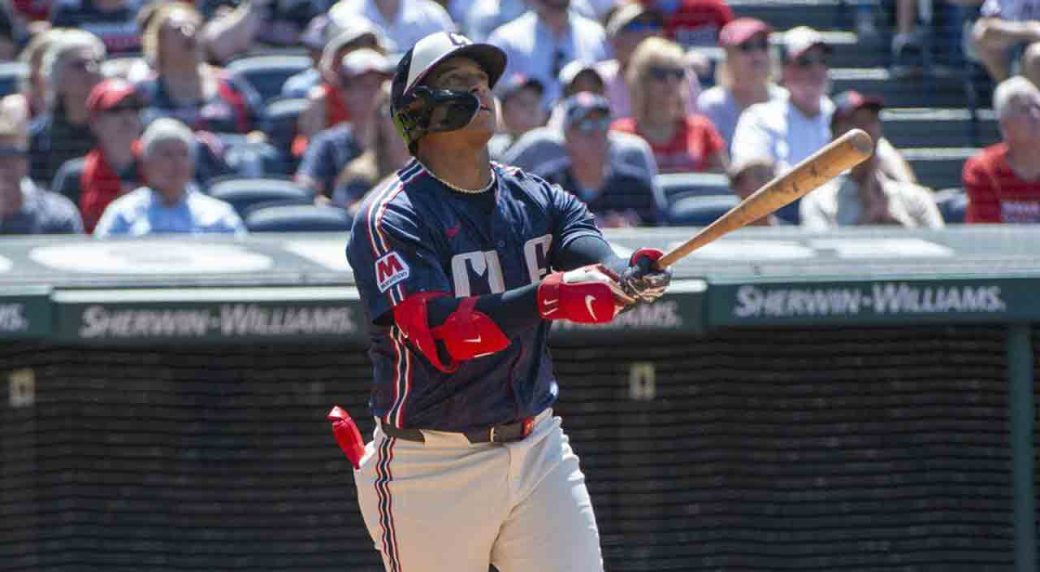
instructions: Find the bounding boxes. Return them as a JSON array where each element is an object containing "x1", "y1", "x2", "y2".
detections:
[{"x1": 418, "y1": 160, "x2": 497, "y2": 194}]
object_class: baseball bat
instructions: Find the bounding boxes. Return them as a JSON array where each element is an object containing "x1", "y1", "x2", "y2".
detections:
[{"x1": 655, "y1": 128, "x2": 875, "y2": 269}]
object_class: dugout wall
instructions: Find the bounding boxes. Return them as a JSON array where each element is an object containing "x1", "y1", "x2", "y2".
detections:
[{"x1": 0, "y1": 228, "x2": 1037, "y2": 571}]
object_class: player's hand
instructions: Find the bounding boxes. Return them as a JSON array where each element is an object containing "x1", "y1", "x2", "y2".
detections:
[
  {"x1": 621, "y1": 248, "x2": 672, "y2": 303},
  {"x1": 537, "y1": 264, "x2": 635, "y2": 324}
]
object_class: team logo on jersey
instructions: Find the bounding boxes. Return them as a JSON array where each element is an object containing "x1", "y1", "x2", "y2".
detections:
[{"x1": 375, "y1": 252, "x2": 410, "y2": 293}]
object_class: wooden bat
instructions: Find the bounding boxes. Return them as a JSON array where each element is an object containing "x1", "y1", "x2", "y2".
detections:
[{"x1": 656, "y1": 128, "x2": 875, "y2": 269}]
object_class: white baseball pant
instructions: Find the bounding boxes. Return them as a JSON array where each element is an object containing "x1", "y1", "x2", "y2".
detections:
[{"x1": 353, "y1": 409, "x2": 604, "y2": 572}]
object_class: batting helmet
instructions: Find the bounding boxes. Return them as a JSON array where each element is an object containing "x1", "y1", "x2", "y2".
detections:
[{"x1": 390, "y1": 32, "x2": 507, "y2": 153}]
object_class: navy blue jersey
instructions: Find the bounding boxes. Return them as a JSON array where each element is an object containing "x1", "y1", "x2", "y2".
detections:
[{"x1": 346, "y1": 159, "x2": 601, "y2": 432}]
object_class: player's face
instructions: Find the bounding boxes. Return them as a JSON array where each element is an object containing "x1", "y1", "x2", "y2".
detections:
[{"x1": 426, "y1": 57, "x2": 496, "y2": 134}]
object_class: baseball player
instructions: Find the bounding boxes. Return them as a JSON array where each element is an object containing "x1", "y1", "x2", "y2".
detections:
[{"x1": 342, "y1": 31, "x2": 672, "y2": 572}]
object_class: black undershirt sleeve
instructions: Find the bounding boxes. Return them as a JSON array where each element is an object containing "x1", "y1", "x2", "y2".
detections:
[{"x1": 423, "y1": 234, "x2": 626, "y2": 337}]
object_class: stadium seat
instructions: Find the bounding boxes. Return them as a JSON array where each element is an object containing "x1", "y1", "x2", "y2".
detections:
[
  {"x1": 654, "y1": 172, "x2": 731, "y2": 214},
  {"x1": 667, "y1": 194, "x2": 739, "y2": 226},
  {"x1": 245, "y1": 204, "x2": 353, "y2": 232},
  {"x1": 207, "y1": 176, "x2": 314, "y2": 217},
  {"x1": 903, "y1": 147, "x2": 977, "y2": 191},
  {"x1": 0, "y1": 62, "x2": 26, "y2": 98},
  {"x1": 934, "y1": 187, "x2": 968, "y2": 224},
  {"x1": 227, "y1": 54, "x2": 312, "y2": 104},
  {"x1": 262, "y1": 97, "x2": 309, "y2": 164}
]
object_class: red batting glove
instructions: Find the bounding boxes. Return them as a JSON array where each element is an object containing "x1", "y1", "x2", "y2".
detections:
[{"x1": 537, "y1": 264, "x2": 635, "y2": 324}]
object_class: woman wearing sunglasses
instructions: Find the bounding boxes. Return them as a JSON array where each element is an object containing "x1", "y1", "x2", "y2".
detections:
[
  {"x1": 697, "y1": 17, "x2": 786, "y2": 150},
  {"x1": 612, "y1": 36, "x2": 727, "y2": 174}
]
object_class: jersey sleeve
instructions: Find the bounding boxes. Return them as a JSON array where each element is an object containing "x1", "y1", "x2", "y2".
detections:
[
  {"x1": 545, "y1": 180, "x2": 603, "y2": 261},
  {"x1": 346, "y1": 196, "x2": 453, "y2": 323}
]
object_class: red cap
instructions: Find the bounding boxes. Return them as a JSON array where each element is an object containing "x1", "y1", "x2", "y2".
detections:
[
  {"x1": 86, "y1": 79, "x2": 141, "y2": 118},
  {"x1": 832, "y1": 90, "x2": 884, "y2": 124},
  {"x1": 719, "y1": 17, "x2": 772, "y2": 48}
]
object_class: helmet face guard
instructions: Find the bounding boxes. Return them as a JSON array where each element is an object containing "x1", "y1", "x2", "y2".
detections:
[{"x1": 392, "y1": 86, "x2": 481, "y2": 153}]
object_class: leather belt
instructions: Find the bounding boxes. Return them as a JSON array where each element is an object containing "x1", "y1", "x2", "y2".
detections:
[{"x1": 381, "y1": 417, "x2": 536, "y2": 444}]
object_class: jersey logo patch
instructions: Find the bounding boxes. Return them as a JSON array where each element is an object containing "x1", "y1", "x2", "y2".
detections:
[{"x1": 375, "y1": 252, "x2": 410, "y2": 293}]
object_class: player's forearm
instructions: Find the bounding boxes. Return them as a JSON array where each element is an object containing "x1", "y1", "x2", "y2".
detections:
[
  {"x1": 555, "y1": 234, "x2": 627, "y2": 275},
  {"x1": 427, "y1": 284, "x2": 541, "y2": 338}
]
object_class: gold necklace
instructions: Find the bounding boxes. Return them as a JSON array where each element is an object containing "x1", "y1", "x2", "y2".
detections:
[{"x1": 419, "y1": 161, "x2": 496, "y2": 194}]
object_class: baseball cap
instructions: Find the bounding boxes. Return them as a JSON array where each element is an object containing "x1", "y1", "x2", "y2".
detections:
[
  {"x1": 561, "y1": 91, "x2": 611, "y2": 128},
  {"x1": 324, "y1": 20, "x2": 387, "y2": 62},
  {"x1": 781, "y1": 26, "x2": 831, "y2": 61},
  {"x1": 391, "y1": 32, "x2": 507, "y2": 107},
  {"x1": 718, "y1": 17, "x2": 772, "y2": 48},
  {"x1": 341, "y1": 48, "x2": 394, "y2": 78},
  {"x1": 86, "y1": 79, "x2": 142, "y2": 118},
  {"x1": 831, "y1": 90, "x2": 884, "y2": 124},
  {"x1": 495, "y1": 72, "x2": 544, "y2": 101},
  {"x1": 606, "y1": 3, "x2": 664, "y2": 37},
  {"x1": 557, "y1": 60, "x2": 604, "y2": 91}
]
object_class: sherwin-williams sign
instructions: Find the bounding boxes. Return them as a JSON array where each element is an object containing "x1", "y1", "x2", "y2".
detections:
[
  {"x1": 711, "y1": 278, "x2": 1037, "y2": 326},
  {"x1": 0, "y1": 287, "x2": 51, "y2": 339},
  {"x1": 52, "y1": 287, "x2": 362, "y2": 343}
]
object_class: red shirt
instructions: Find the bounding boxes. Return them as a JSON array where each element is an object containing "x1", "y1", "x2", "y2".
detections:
[
  {"x1": 612, "y1": 114, "x2": 725, "y2": 173},
  {"x1": 963, "y1": 143, "x2": 1040, "y2": 223},
  {"x1": 642, "y1": 0, "x2": 733, "y2": 47}
]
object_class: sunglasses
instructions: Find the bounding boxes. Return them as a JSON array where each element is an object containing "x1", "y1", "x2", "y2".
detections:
[
  {"x1": 737, "y1": 38, "x2": 769, "y2": 53},
  {"x1": 647, "y1": 66, "x2": 685, "y2": 82},
  {"x1": 793, "y1": 53, "x2": 828, "y2": 68},
  {"x1": 622, "y1": 20, "x2": 662, "y2": 34},
  {"x1": 570, "y1": 116, "x2": 611, "y2": 133}
]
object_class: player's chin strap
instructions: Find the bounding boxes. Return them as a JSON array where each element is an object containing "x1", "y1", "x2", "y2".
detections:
[{"x1": 393, "y1": 292, "x2": 511, "y2": 373}]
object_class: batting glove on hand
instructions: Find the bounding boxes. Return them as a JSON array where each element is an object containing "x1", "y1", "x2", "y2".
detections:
[
  {"x1": 537, "y1": 264, "x2": 635, "y2": 324},
  {"x1": 621, "y1": 248, "x2": 672, "y2": 303}
]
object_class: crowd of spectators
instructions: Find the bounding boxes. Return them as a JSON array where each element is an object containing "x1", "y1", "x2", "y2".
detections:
[{"x1": 0, "y1": 0, "x2": 1038, "y2": 237}]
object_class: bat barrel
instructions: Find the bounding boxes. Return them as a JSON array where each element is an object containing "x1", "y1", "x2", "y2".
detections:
[{"x1": 656, "y1": 129, "x2": 874, "y2": 269}]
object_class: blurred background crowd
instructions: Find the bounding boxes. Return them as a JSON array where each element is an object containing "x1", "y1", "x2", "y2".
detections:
[{"x1": 0, "y1": 0, "x2": 1037, "y2": 236}]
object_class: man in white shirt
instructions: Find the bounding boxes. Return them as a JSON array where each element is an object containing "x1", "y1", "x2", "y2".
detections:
[
  {"x1": 95, "y1": 119, "x2": 245, "y2": 237},
  {"x1": 730, "y1": 26, "x2": 834, "y2": 222},
  {"x1": 329, "y1": 0, "x2": 454, "y2": 54},
  {"x1": 486, "y1": 0, "x2": 611, "y2": 108}
]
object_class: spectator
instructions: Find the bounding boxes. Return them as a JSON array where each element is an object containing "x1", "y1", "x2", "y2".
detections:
[
  {"x1": 12, "y1": 0, "x2": 52, "y2": 23},
  {"x1": 293, "y1": 22, "x2": 388, "y2": 155},
  {"x1": 328, "y1": 0, "x2": 453, "y2": 54},
  {"x1": 537, "y1": 92, "x2": 659, "y2": 226},
  {"x1": 50, "y1": 0, "x2": 143, "y2": 55},
  {"x1": 830, "y1": 90, "x2": 918, "y2": 184},
  {"x1": 963, "y1": 76, "x2": 1040, "y2": 222},
  {"x1": 280, "y1": 14, "x2": 332, "y2": 99},
  {"x1": 295, "y1": 49, "x2": 407, "y2": 211},
  {"x1": 596, "y1": 4, "x2": 701, "y2": 120},
  {"x1": 95, "y1": 118, "x2": 245, "y2": 236},
  {"x1": 727, "y1": 156, "x2": 784, "y2": 225},
  {"x1": 29, "y1": 29, "x2": 105, "y2": 185},
  {"x1": 489, "y1": 73, "x2": 546, "y2": 159},
  {"x1": 0, "y1": 104, "x2": 83, "y2": 234},
  {"x1": 972, "y1": 0, "x2": 1040, "y2": 82},
  {"x1": 0, "y1": 3, "x2": 19, "y2": 61},
  {"x1": 57, "y1": 79, "x2": 143, "y2": 233},
  {"x1": 697, "y1": 17, "x2": 785, "y2": 149},
  {"x1": 465, "y1": 0, "x2": 598, "y2": 42},
  {"x1": 612, "y1": 37, "x2": 727, "y2": 173},
  {"x1": 16, "y1": 27, "x2": 64, "y2": 119},
  {"x1": 504, "y1": 103, "x2": 659, "y2": 209},
  {"x1": 545, "y1": 60, "x2": 605, "y2": 129},
  {"x1": 731, "y1": 26, "x2": 833, "y2": 221},
  {"x1": 487, "y1": 0, "x2": 610, "y2": 107},
  {"x1": 136, "y1": 2, "x2": 261, "y2": 135},
  {"x1": 800, "y1": 94, "x2": 943, "y2": 229},
  {"x1": 202, "y1": 0, "x2": 327, "y2": 64},
  {"x1": 638, "y1": 0, "x2": 733, "y2": 48}
]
